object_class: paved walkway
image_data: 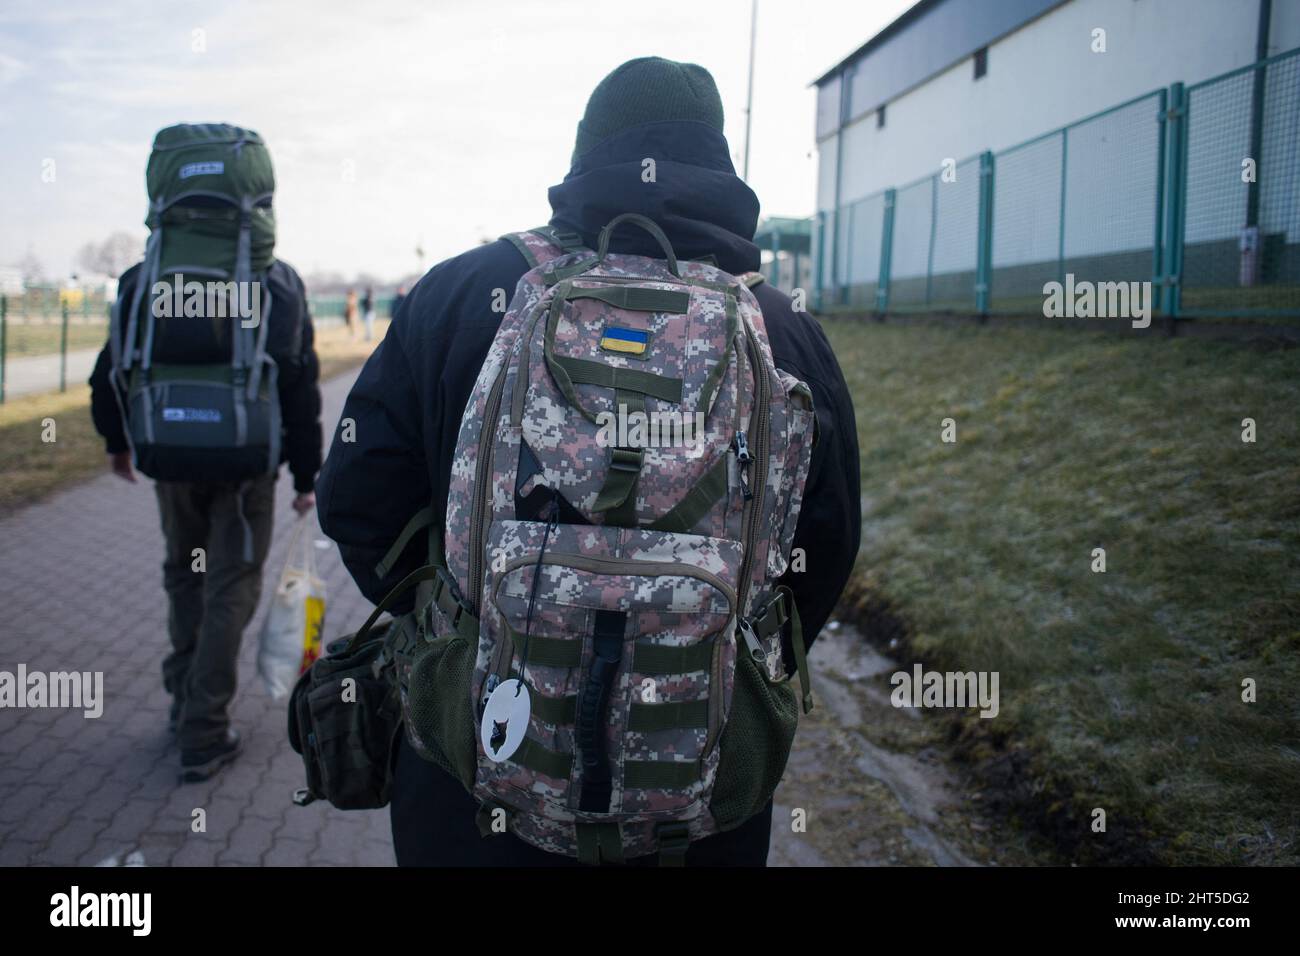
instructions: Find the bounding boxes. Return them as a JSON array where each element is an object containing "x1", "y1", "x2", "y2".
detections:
[
  {"x1": 0, "y1": 369, "x2": 392, "y2": 866},
  {"x1": 1, "y1": 347, "x2": 100, "y2": 400},
  {"x1": 0, "y1": 365, "x2": 996, "y2": 868}
]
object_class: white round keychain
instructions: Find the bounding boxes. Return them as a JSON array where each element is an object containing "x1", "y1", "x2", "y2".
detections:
[{"x1": 480, "y1": 678, "x2": 531, "y2": 762}]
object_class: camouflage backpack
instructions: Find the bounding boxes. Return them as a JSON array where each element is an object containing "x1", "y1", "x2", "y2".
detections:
[{"x1": 390, "y1": 213, "x2": 816, "y2": 864}]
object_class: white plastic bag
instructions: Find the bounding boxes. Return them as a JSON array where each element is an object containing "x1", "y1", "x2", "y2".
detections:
[{"x1": 257, "y1": 516, "x2": 328, "y2": 700}]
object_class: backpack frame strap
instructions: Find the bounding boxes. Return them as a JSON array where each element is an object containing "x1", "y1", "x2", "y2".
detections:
[{"x1": 501, "y1": 226, "x2": 590, "y2": 270}]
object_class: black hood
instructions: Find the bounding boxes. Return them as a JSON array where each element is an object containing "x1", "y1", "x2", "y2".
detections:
[{"x1": 548, "y1": 120, "x2": 761, "y2": 276}]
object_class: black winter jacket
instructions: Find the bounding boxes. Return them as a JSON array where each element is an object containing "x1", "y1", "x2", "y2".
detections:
[
  {"x1": 318, "y1": 122, "x2": 860, "y2": 648},
  {"x1": 316, "y1": 121, "x2": 861, "y2": 865},
  {"x1": 89, "y1": 258, "x2": 323, "y2": 493}
]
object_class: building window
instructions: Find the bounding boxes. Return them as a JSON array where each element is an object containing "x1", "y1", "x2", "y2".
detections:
[
  {"x1": 876, "y1": 104, "x2": 886, "y2": 129},
  {"x1": 973, "y1": 46, "x2": 988, "y2": 80}
]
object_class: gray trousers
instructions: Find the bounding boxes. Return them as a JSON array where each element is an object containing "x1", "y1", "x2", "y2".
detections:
[{"x1": 155, "y1": 474, "x2": 276, "y2": 750}]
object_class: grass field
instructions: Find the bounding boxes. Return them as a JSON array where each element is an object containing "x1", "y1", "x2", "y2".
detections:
[
  {"x1": 825, "y1": 317, "x2": 1300, "y2": 865},
  {"x1": 1, "y1": 318, "x2": 112, "y2": 357},
  {"x1": 0, "y1": 321, "x2": 387, "y2": 516}
]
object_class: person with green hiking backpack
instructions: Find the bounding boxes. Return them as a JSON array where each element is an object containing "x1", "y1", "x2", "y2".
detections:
[
  {"x1": 89, "y1": 123, "x2": 323, "y2": 782},
  {"x1": 315, "y1": 58, "x2": 860, "y2": 865}
]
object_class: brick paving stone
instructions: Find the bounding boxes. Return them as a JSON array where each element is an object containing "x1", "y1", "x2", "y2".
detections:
[{"x1": 0, "y1": 368, "x2": 394, "y2": 867}]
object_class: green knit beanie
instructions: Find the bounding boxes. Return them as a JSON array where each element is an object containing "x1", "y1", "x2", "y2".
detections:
[{"x1": 573, "y1": 57, "x2": 725, "y2": 164}]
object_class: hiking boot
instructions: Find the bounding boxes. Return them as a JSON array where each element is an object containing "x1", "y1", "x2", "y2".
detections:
[{"x1": 180, "y1": 729, "x2": 243, "y2": 783}]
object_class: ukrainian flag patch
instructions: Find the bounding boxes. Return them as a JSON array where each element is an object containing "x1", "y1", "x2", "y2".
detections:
[{"x1": 599, "y1": 325, "x2": 649, "y2": 356}]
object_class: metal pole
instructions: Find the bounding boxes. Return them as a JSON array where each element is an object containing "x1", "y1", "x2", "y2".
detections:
[
  {"x1": 926, "y1": 175, "x2": 938, "y2": 306},
  {"x1": 877, "y1": 189, "x2": 896, "y2": 315},
  {"x1": 0, "y1": 294, "x2": 7, "y2": 404},
  {"x1": 976, "y1": 151, "x2": 995, "y2": 315},
  {"x1": 743, "y1": 0, "x2": 757, "y2": 180},
  {"x1": 1058, "y1": 127, "x2": 1068, "y2": 287},
  {"x1": 60, "y1": 300, "x2": 69, "y2": 392},
  {"x1": 1152, "y1": 89, "x2": 1168, "y2": 313},
  {"x1": 1163, "y1": 83, "x2": 1188, "y2": 320}
]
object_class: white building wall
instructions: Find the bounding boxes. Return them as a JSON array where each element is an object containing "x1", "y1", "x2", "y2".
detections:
[{"x1": 820, "y1": 0, "x2": 1293, "y2": 211}]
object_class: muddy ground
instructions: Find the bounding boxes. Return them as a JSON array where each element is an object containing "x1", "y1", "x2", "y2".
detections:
[{"x1": 767, "y1": 622, "x2": 1051, "y2": 867}]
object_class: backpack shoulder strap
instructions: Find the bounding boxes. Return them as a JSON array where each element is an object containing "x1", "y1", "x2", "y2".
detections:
[{"x1": 501, "y1": 225, "x2": 588, "y2": 270}]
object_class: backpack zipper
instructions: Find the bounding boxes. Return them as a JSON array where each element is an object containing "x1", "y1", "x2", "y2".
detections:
[
  {"x1": 734, "y1": 316, "x2": 771, "y2": 620},
  {"x1": 468, "y1": 364, "x2": 507, "y2": 615}
]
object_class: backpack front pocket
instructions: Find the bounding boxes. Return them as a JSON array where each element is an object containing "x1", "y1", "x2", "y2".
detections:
[{"x1": 476, "y1": 519, "x2": 740, "y2": 821}]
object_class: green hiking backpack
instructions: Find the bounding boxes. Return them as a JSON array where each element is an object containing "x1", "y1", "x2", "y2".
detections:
[{"x1": 111, "y1": 123, "x2": 282, "y2": 486}]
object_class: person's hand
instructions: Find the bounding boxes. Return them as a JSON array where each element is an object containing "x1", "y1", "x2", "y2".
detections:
[
  {"x1": 292, "y1": 492, "x2": 316, "y2": 516},
  {"x1": 108, "y1": 451, "x2": 137, "y2": 483}
]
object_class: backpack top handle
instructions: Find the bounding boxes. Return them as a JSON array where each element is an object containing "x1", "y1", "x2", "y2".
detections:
[{"x1": 596, "y1": 213, "x2": 681, "y2": 278}]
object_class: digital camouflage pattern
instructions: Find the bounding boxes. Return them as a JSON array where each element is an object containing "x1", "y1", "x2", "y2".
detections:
[{"x1": 405, "y1": 224, "x2": 815, "y2": 860}]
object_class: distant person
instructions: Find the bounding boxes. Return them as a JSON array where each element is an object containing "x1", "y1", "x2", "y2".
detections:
[
  {"x1": 344, "y1": 288, "x2": 358, "y2": 338},
  {"x1": 362, "y1": 285, "x2": 375, "y2": 341},
  {"x1": 89, "y1": 123, "x2": 322, "y2": 783},
  {"x1": 390, "y1": 285, "x2": 407, "y2": 319},
  {"x1": 317, "y1": 58, "x2": 861, "y2": 866}
]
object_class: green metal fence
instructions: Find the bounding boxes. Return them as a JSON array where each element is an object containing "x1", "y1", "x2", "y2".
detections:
[
  {"x1": 0, "y1": 290, "x2": 395, "y2": 404},
  {"x1": 816, "y1": 46, "x2": 1300, "y2": 322},
  {"x1": 0, "y1": 292, "x2": 112, "y2": 404},
  {"x1": 307, "y1": 294, "x2": 399, "y2": 321}
]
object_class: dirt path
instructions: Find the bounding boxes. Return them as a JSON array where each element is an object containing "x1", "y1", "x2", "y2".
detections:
[{"x1": 767, "y1": 621, "x2": 1040, "y2": 867}]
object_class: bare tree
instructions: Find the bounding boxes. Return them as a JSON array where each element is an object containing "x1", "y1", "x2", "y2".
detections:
[
  {"x1": 76, "y1": 231, "x2": 144, "y2": 278},
  {"x1": 18, "y1": 250, "x2": 45, "y2": 284}
]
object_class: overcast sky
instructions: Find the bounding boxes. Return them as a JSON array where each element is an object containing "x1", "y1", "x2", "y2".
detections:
[{"x1": 0, "y1": 0, "x2": 912, "y2": 282}]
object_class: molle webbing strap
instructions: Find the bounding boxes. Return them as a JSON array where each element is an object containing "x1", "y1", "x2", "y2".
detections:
[
  {"x1": 631, "y1": 637, "x2": 715, "y2": 675},
  {"x1": 502, "y1": 626, "x2": 582, "y2": 669},
  {"x1": 626, "y1": 699, "x2": 709, "y2": 732},
  {"x1": 550, "y1": 354, "x2": 684, "y2": 405},
  {"x1": 575, "y1": 821, "x2": 623, "y2": 866},
  {"x1": 563, "y1": 285, "x2": 689, "y2": 313},
  {"x1": 576, "y1": 609, "x2": 626, "y2": 813},
  {"x1": 623, "y1": 759, "x2": 699, "y2": 790},
  {"x1": 645, "y1": 454, "x2": 729, "y2": 534},
  {"x1": 505, "y1": 673, "x2": 578, "y2": 725},
  {"x1": 513, "y1": 737, "x2": 573, "y2": 781}
]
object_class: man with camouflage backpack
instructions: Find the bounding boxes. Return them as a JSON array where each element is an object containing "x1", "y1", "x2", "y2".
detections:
[
  {"x1": 90, "y1": 123, "x2": 323, "y2": 782},
  {"x1": 317, "y1": 58, "x2": 860, "y2": 865}
]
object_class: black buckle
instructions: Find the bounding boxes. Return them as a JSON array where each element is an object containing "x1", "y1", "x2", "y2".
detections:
[
  {"x1": 752, "y1": 590, "x2": 789, "y2": 639},
  {"x1": 551, "y1": 228, "x2": 583, "y2": 249},
  {"x1": 656, "y1": 822, "x2": 690, "y2": 866},
  {"x1": 428, "y1": 566, "x2": 469, "y2": 635}
]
